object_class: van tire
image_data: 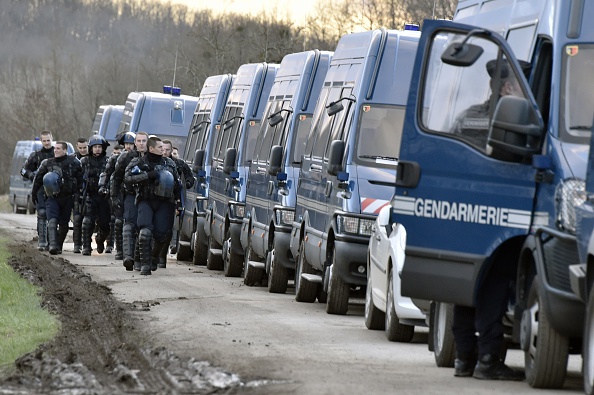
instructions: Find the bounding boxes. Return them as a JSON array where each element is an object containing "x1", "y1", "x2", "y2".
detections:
[
  {"x1": 243, "y1": 236, "x2": 264, "y2": 286},
  {"x1": 524, "y1": 280, "x2": 569, "y2": 388},
  {"x1": 192, "y1": 231, "x2": 207, "y2": 266},
  {"x1": 385, "y1": 268, "x2": 414, "y2": 342},
  {"x1": 176, "y1": 233, "x2": 192, "y2": 262},
  {"x1": 206, "y1": 233, "x2": 223, "y2": 271},
  {"x1": 268, "y1": 249, "x2": 288, "y2": 294},
  {"x1": 326, "y1": 248, "x2": 349, "y2": 315},
  {"x1": 584, "y1": 289, "x2": 594, "y2": 395},
  {"x1": 432, "y1": 302, "x2": 456, "y2": 367},
  {"x1": 295, "y1": 241, "x2": 317, "y2": 303},
  {"x1": 223, "y1": 234, "x2": 243, "y2": 278}
]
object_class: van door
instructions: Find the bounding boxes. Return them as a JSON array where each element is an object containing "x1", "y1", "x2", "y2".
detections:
[{"x1": 398, "y1": 20, "x2": 545, "y2": 306}]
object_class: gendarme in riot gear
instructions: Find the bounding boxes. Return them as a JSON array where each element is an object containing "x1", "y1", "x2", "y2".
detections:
[{"x1": 42, "y1": 172, "x2": 62, "y2": 197}]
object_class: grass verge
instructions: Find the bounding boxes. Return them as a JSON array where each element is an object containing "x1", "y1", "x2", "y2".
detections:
[{"x1": 0, "y1": 236, "x2": 60, "y2": 375}]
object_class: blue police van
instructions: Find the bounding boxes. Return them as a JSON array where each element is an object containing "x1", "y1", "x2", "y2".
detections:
[
  {"x1": 176, "y1": 74, "x2": 235, "y2": 263},
  {"x1": 395, "y1": 0, "x2": 593, "y2": 388},
  {"x1": 117, "y1": 87, "x2": 199, "y2": 157},
  {"x1": 239, "y1": 50, "x2": 332, "y2": 291},
  {"x1": 91, "y1": 104, "x2": 124, "y2": 152},
  {"x1": 204, "y1": 63, "x2": 279, "y2": 276},
  {"x1": 288, "y1": 27, "x2": 420, "y2": 315}
]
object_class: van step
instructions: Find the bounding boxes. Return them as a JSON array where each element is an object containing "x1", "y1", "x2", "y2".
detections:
[
  {"x1": 209, "y1": 248, "x2": 222, "y2": 256},
  {"x1": 301, "y1": 273, "x2": 323, "y2": 284},
  {"x1": 178, "y1": 240, "x2": 191, "y2": 247},
  {"x1": 248, "y1": 261, "x2": 265, "y2": 270}
]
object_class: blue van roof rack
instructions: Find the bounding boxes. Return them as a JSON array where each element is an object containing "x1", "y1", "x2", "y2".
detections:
[{"x1": 405, "y1": 23, "x2": 420, "y2": 31}]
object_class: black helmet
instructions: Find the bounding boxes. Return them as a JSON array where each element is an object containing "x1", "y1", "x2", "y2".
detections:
[
  {"x1": 88, "y1": 135, "x2": 109, "y2": 148},
  {"x1": 118, "y1": 132, "x2": 136, "y2": 145},
  {"x1": 43, "y1": 172, "x2": 62, "y2": 197},
  {"x1": 155, "y1": 169, "x2": 175, "y2": 198}
]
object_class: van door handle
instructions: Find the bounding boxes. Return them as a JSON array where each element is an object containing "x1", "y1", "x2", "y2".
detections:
[
  {"x1": 310, "y1": 164, "x2": 322, "y2": 172},
  {"x1": 257, "y1": 167, "x2": 267, "y2": 174},
  {"x1": 325, "y1": 181, "x2": 332, "y2": 197},
  {"x1": 267, "y1": 181, "x2": 274, "y2": 195}
]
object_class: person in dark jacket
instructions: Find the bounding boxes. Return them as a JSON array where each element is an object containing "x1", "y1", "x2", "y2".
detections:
[
  {"x1": 31, "y1": 141, "x2": 83, "y2": 255},
  {"x1": 71, "y1": 137, "x2": 89, "y2": 253},
  {"x1": 21, "y1": 130, "x2": 54, "y2": 251}
]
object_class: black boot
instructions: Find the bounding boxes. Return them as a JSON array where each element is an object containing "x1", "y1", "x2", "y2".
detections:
[
  {"x1": 96, "y1": 227, "x2": 109, "y2": 254},
  {"x1": 58, "y1": 223, "x2": 69, "y2": 254},
  {"x1": 157, "y1": 233, "x2": 172, "y2": 269},
  {"x1": 47, "y1": 218, "x2": 60, "y2": 255},
  {"x1": 139, "y1": 228, "x2": 153, "y2": 275},
  {"x1": 122, "y1": 223, "x2": 136, "y2": 271},
  {"x1": 454, "y1": 352, "x2": 477, "y2": 377},
  {"x1": 81, "y1": 216, "x2": 93, "y2": 256},
  {"x1": 37, "y1": 217, "x2": 48, "y2": 251},
  {"x1": 473, "y1": 354, "x2": 524, "y2": 381},
  {"x1": 105, "y1": 215, "x2": 115, "y2": 253},
  {"x1": 114, "y1": 218, "x2": 124, "y2": 259},
  {"x1": 72, "y1": 213, "x2": 82, "y2": 253}
]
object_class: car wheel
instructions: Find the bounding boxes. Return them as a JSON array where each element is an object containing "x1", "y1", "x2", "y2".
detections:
[
  {"x1": 295, "y1": 241, "x2": 318, "y2": 303},
  {"x1": 268, "y1": 249, "x2": 288, "y2": 294},
  {"x1": 585, "y1": 288, "x2": 594, "y2": 395},
  {"x1": 223, "y1": 233, "x2": 243, "y2": 277},
  {"x1": 243, "y1": 235, "x2": 264, "y2": 286},
  {"x1": 364, "y1": 266, "x2": 385, "y2": 330},
  {"x1": 523, "y1": 280, "x2": 569, "y2": 388},
  {"x1": 176, "y1": 232, "x2": 192, "y2": 262},
  {"x1": 206, "y1": 232, "x2": 223, "y2": 271},
  {"x1": 433, "y1": 302, "x2": 456, "y2": 367},
  {"x1": 385, "y1": 268, "x2": 414, "y2": 342},
  {"x1": 326, "y1": 247, "x2": 350, "y2": 315},
  {"x1": 192, "y1": 231, "x2": 207, "y2": 266}
]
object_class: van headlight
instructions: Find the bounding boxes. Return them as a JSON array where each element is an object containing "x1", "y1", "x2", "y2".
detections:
[
  {"x1": 229, "y1": 203, "x2": 245, "y2": 219},
  {"x1": 274, "y1": 208, "x2": 295, "y2": 226},
  {"x1": 336, "y1": 215, "x2": 375, "y2": 237},
  {"x1": 556, "y1": 178, "x2": 585, "y2": 234}
]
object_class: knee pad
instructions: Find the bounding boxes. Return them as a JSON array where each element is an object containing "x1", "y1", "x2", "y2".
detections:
[
  {"x1": 82, "y1": 217, "x2": 94, "y2": 231},
  {"x1": 73, "y1": 214, "x2": 83, "y2": 225},
  {"x1": 37, "y1": 208, "x2": 46, "y2": 220},
  {"x1": 48, "y1": 218, "x2": 59, "y2": 229},
  {"x1": 139, "y1": 228, "x2": 153, "y2": 243}
]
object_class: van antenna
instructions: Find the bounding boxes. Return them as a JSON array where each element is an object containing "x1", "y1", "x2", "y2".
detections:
[
  {"x1": 172, "y1": 49, "x2": 178, "y2": 88},
  {"x1": 136, "y1": 64, "x2": 139, "y2": 92}
]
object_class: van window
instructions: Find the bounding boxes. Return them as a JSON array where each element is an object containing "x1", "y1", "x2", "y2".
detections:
[
  {"x1": 560, "y1": 44, "x2": 594, "y2": 145},
  {"x1": 215, "y1": 106, "x2": 242, "y2": 160},
  {"x1": 256, "y1": 100, "x2": 292, "y2": 163},
  {"x1": 455, "y1": 5, "x2": 478, "y2": 19},
  {"x1": 356, "y1": 104, "x2": 405, "y2": 161},
  {"x1": 312, "y1": 87, "x2": 344, "y2": 159},
  {"x1": 292, "y1": 114, "x2": 313, "y2": 163},
  {"x1": 185, "y1": 112, "x2": 210, "y2": 161},
  {"x1": 327, "y1": 87, "x2": 354, "y2": 148},
  {"x1": 506, "y1": 24, "x2": 537, "y2": 62},
  {"x1": 304, "y1": 88, "x2": 330, "y2": 158},
  {"x1": 421, "y1": 31, "x2": 531, "y2": 153},
  {"x1": 91, "y1": 108, "x2": 104, "y2": 134},
  {"x1": 243, "y1": 120, "x2": 261, "y2": 164}
]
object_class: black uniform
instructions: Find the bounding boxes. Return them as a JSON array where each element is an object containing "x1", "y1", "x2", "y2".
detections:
[
  {"x1": 166, "y1": 157, "x2": 195, "y2": 259},
  {"x1": 99, "y1": 152, "x2": 122, "y2": 257},
  {"x1": 71, "y1": 151, "x2": 88, "y2": 253},
  {"x1": 112, "y1": 149, "x2": 143, "y2": 270},
  {"x1": 80, "y1": 153, "x2": 110, "y2": 255},
  {"x1": 31, "y1": 155, "x2": 83, "y2": 255},
  {"x1": 125, "y1": 152, "x2": 180, "y2": 275},
  {"x1": 21, "y1": 145, "x2": 54, "y2": 250}
]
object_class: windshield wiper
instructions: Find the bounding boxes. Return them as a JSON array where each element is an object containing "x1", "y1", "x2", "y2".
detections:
[
  {"x1": 569, "y1": 125, "x2": 592, "y2": 130},
  {"x1": 359, "y1": 155, "x2": 398, "y2": 161}
]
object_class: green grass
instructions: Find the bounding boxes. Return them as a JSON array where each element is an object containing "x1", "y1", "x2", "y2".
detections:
[{"x1": 0, "y1": 236, "x2": 60, "y2": 374}]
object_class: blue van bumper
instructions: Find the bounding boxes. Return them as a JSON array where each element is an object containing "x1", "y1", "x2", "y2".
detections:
[{"x1": 333, "y1": 238, "x2": 368, "y2": 286}]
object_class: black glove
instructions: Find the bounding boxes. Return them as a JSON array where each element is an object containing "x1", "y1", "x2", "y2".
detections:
[
  {"x1": 148, "y1": 170, "x2": 158, "y2": 180},
  {"x1": 98, "y1": 186, "x2": 108, "y2": 196}
]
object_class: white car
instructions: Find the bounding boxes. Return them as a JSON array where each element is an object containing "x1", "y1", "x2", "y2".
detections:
[{"x1": 365, "y1": 205, "x2": 426, "y2": 341}]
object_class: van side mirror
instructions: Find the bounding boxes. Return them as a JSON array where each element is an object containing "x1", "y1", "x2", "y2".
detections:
[
  {"x1": 223, "y1": 148, "x2": 237, "y2": 175},
  {"x1": 192, "y1": 149, "x2": 205, "y2": 173},
  {"x1": 488, "y1": 96, "x2": 543, "y2": 162},
  {"x1": 327, "y1": 140, "x2": 345, "y2": 176},
  {"x1": 327, "y1": 101, "x2": 344, "y2": 116},
  {"x1": 268, "y1": 145, "x2": 283, "y2": 176},
  {"x1": 268, "y1": 113, "x2": 284, "y2": 127}
]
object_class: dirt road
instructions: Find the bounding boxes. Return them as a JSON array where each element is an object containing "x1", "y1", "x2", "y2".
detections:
[{"x1": 0, "y1": 213, "x2": 584, "y2": 394}]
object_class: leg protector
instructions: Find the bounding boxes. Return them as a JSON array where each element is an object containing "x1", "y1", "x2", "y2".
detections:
[
  {"x1": 122, "y1": 223, "x2": 136, "y2": 270},
  {"x1": 72, "y1": 214, "x2": 83, "y2": 253},
  {"x1": 134, "y1": 240, "x2": 141, "y2": 271},
  {"x1": 37, "y1": 213, "x2": 48, "y2": 251},
  {"x1": 169, "y1": 229, "x2": 179, "y2": 254},
  {"x1": 106, "y1": 215, "x2": 115, "y2": 252},
  {"x1": 82, "y1": 216, "x2": 94, "y2": 255},
  {"x1": 47, "y1": 218, "x2": 59, "y2": 255},
  {"x1": 114, "y1": 218, "x2": 124, "y2": 260},
  {"x1": 58, "y1": 223, "x2": 69, "y2": 254},
  {"x1": 152, "y1": 237, "x2": 168, "y2": 270},
  {"x1": 158, "y1": 232, "x2": 173, "y2": 268},
  {"x1": 96, "y1": 227, "x2": 109, "y2": 254},
  {"x1": 138, "y1": 228, "x2": 153, "y2": 275}
]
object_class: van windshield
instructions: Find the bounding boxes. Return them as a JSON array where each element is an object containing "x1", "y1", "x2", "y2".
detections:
[
  {"x1": 560, "y1": 44, "x2": 594, "y2": 145},
  {"x1": 356, "y1": 104, "x2": 405, "y2": 162}
]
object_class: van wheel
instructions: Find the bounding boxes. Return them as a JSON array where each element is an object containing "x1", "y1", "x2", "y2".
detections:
[
  {"x1": 326, "y1": 248, "x2": 349, "y2": 315},
  {"x1": 223, "y1": 233, "x2": 243, "y2": 277},
  {"x1": 433, "y1": 302, "x2": 456, "y2": 367},
  {"x1": 268, "y1": 249, "x2": 288, "y2": 294},
  {"x1": 386, "y1": 268, "x2": 414, "y2": 342},
  {"x1": 295, "y1": 241, "x2": 318, "y2": 303},
  {"x1": 206, "y1": 233, "x2": 223, "y2": 271},
  {"x1": 523, "y1": 280, "x2": 569, "y2": 388},
  {"x1": 584, "y1": 289, "x2": 594, "y2": 395},
  {"x1": 243, "y1": 236, "x2": 264, "y2": 286},
  {"x1": 27, "y1": 196, "x2": 36, "y2": 215},
  {"x1": 364, "y1": 268, "x2": 385, "y2": 330},
  {"x1": 192, "y1": 231, "x2": 207, "y2": 266},
  {"x1": 176, "y1": 233, "x2": 192, "y2": 262}
]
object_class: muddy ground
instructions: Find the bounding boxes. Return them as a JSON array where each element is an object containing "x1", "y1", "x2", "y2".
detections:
[{"x1": 0, "y1": 235, "x2": 256, "y2": 395}]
